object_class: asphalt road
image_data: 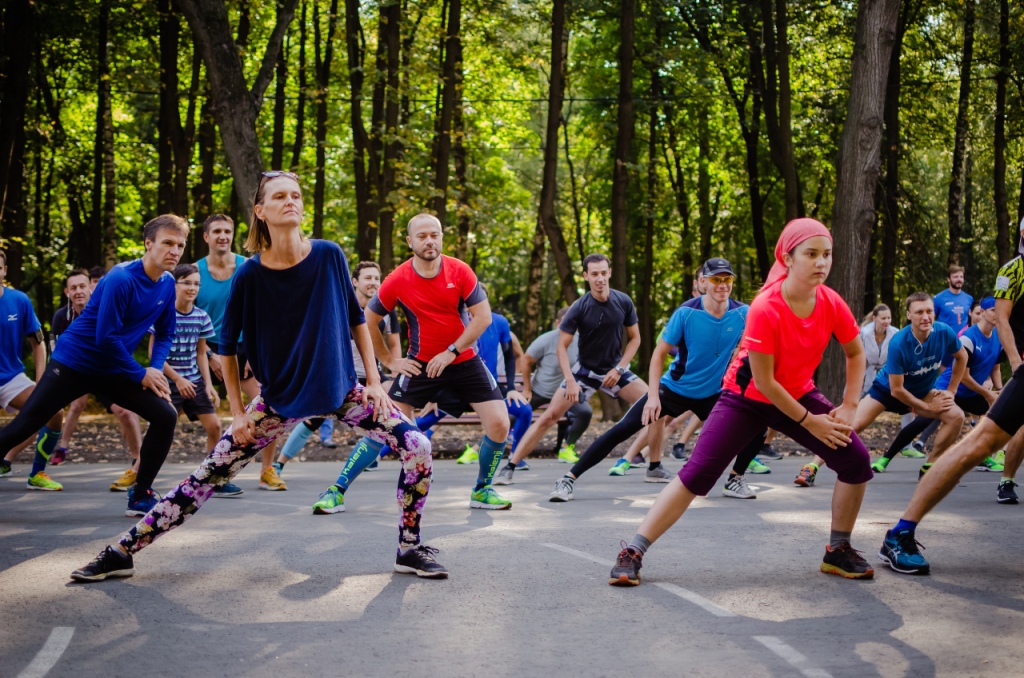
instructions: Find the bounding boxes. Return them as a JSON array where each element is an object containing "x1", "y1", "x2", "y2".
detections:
[{"x1": 2, "y1": 455, "x2": 1023, "y2": 677}]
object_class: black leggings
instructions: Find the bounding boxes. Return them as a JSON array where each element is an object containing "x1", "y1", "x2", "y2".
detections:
[
  {"x1": 532, "y1": 395, "x2": 594, "y2": 450},
  {"x1": 0, "y1": 360, "x2": 178, "y2": 492},
  {"x1": 883, "y1": 394, "x2": 990, "y2": 461},
  {"x1": 569, "y1": 392, "x2": 763, "y2": 479}
]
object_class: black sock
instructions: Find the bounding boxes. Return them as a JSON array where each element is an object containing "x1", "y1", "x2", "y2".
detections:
[
  {"x1": 505, "y1": 461, "x2": 516, "y2": 470},
  {"x1": 728, "y1": 472, "x2": 739, "y2": 481},
  {"x1": 648, "y1": 461, "x2": 661, "y2": 471}
]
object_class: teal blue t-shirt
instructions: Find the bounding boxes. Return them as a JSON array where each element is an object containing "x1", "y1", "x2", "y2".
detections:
[{"x1": 873, "y1": 322, "x2": 962, "y2": 399}]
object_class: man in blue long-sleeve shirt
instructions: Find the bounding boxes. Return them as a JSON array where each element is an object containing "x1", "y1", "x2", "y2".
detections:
[{"x1": 0, "y1": 214, "x2": 186, "y2": 516}]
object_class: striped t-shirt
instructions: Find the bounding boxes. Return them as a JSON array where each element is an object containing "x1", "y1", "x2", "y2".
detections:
[{"x1": 151, "y1": 306, "x2": 215, "y2": 383}]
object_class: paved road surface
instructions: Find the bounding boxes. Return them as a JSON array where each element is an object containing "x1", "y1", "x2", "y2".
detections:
[{"x1": 2, "y1": 456, "x2": 1022, "y2": 677}]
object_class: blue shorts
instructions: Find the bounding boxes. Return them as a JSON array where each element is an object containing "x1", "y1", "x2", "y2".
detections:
[{"x1": 866, "y1": 384, "x2": 911, "y2": 416}]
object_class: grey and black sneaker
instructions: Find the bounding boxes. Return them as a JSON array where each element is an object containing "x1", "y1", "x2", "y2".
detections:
[
  {"x1": 645, "y1": 465, "x2": 672, "y2": 483},
  {"x1": 493, "y1": 466, "x2": 514, "y2": 486},
  {"x1": 820, "y1": 541, "x2": 874, "y2": 579},
  {"x1": 997, "y1": 479, "x2": 1019, "y2": 504},
  {"x1": 670, "y1": 443, "x2": 689, "y2": 461},
  {"x1": 549, "y1": 477, "x2": 574, "y2": 502},
  {"x1": 395, "y1": 545, "x2": 448, "y2": 579},
  {"x1": 609, "y1": 544, "x2": 643, "y2": 586},
  {"x1": 759, "y1": 444, "x2": 783, "y2": 460},
  {"x1": 70, "y1": 546, "x2": 135, "y2": 582},
  {"x1": 0, "y1": 460, "x2": 11, "y2": 477},
  {"x1": 722, "y1": 474, "x2": 756, "y2": 499}
]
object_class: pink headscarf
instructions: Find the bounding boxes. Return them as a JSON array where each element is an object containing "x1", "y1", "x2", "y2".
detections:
[{"x1": 761, "y1": 218, "x2": 833, "y2": 290}]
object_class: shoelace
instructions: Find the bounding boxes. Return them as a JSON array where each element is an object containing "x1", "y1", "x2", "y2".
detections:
[
  {"x1": 617, "y1": 542, "x2": 641, "y2": 567},
  {"x1": 895, "y1": 532, "x2": 925, "y2": 555},
  {"x1": 833, "y1": 540, "x2": 867, "y2": 559},
  {"x1": 415, "y1": 545, "x2": 440, "y2": 561}
]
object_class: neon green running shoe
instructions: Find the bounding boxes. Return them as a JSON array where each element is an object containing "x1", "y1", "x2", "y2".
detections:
[
  {"x1": 312, "y1": 485, "x2": 345, "y2": 514},
  {"x1": 609, "y1": 458, "x2": 630, "y2": 476},
  {"x1": 900, "y1": 444, "x2": 926, "y2": 459},
  {"x1": 976, "y1": 456, "x2": 1005, "y2": 473},
  {"x1": 993, "y1": 449, "x2": 1006, "y2": 465},
  {"x1": 871, "y1": 457, "x2": 890, "y2": 474},
  {"x1": 27, "y1": 471, "x2": 62, "y2": 491},
  {"x1": 456, "y1": 445, "x2": 478, "y2": 464},
  {"x1": 747, "y1": 457, "x2": 771, "y2": 474},
  {"x1": 557, "y1": 444, "x2": 579, "y2": 464},
  {"x1": 470, "y1": 486, "x2": 511, "y2": 510}
]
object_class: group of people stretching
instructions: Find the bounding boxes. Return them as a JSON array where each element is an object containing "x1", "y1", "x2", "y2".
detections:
[{"x1": 0, "y1": 169, "x2": 1019, "y2": 590}]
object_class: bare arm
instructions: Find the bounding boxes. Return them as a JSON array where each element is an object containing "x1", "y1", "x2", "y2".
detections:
[
  {"x1": 944, "y1": 346, "x2": 968, "y2": 396},
  {"x1": 351, "y1": 322, "x2": 395, "y2": 421},
  {"x1": 223, "y1": 355, "x2": 254, "y2": 444},
  {"x1": 386, "y1": 332, "x2": 402, "y2": 361},
  {"x1": 367, "y1": 307, "x2": 421, "y2": 378},
  {"x1": 556, "y1": 330, "x2": 580, "y2": 402},
  {"x1": 995, "y1": 299, "x2": 1020, "y2": 370},
  {"x1": 519, "y1": 352, "x2": 537, "y2": 402},
  {"x1": 641, "y1": 339, "x2": 676, "y2": 425},
  {"x1": 425, "y1": 298, "x2": 493, "y2": 379},
  {"x1": 28, "y1": 334, "x2": 46, "y2": 383}
]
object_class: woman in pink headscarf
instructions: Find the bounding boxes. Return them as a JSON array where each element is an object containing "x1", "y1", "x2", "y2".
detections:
[{"x1": 608, "y1": 218, "x2": 874, "y2": 585}]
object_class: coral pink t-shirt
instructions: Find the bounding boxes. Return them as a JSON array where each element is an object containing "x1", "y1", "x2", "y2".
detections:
[{"x1": 722, "y1": 283, "x2": 859, "y2": 403}]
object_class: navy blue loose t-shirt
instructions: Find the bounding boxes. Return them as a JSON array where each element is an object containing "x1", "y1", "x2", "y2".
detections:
[{"x1": 220, "y1": 240, "x2": 365, "y2": 419}]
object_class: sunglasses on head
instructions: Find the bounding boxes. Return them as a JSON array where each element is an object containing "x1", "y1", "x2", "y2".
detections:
[
  {"x1": 259, "y1": 170, "x2": 300, "y2": 183},
  {"x1": 706, "y1": 275, "x2": 735, "y2": 285}
]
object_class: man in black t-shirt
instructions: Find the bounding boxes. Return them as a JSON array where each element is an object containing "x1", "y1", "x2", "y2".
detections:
[{"x1": 495, "y1": 254, "x2": 647, "y2": 484}]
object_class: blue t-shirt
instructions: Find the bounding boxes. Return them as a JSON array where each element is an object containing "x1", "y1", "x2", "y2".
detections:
[
  {"x1": 872, "y1": 322, "x2": 962, "y2": 399},
  {"x1": 195, "y1": 254, "x2": 246, "y2": 347},
  {"x1": 0, "y1": 288, "x2": 41, "y2": 384},
  {"x1": 220, "y1": 240, "x2": 365, "y2": 419},
  {"x1": 934, "y1": 323, "x2": 1001, "y2": 398},
  {"x1": 660, "y1": 297, "x2": 748, "y2": 399},
  {"x1": 477, "y1": 312, "x2": 514, "y2": 389},
  {"x1": 150, "y1": 306, "x2": 216, "y2": 384},
  {"x1": 933, "y1": 289, "x2": 973, "y2": 334},
  {"x1": 52, "y1": 260, "x2": 176, "y2": 380}
]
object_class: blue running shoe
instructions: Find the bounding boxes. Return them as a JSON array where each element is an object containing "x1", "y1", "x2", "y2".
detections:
[
  {"x1": 213, "y1": 481, "x2": 244, "y2": 497},
  {"x1": 879, "y1": 528, "x2": 929, "y2": 575},
  {"x1": 516, "y1": 460, "x2": 530, "y2": 470},
  {"x1": 125, "y1": 487, "x2": 161, "y2": 517}
]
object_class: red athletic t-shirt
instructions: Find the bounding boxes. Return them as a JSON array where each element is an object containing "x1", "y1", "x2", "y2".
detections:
[
  {"x1": 722, "y1": 283, "x2": 859, "y2": 403},
  {"x1": 368, "y1": 255, "x2": 485, "y2": 364}
]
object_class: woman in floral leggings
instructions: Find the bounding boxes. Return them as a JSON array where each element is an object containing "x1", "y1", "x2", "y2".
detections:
[{"x1": 72, "y1": 171, "x2": 447, "y2": 581}]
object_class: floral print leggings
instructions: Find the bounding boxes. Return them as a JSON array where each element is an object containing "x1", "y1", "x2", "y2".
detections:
[{"x1": 118, "y1": 383, "x2": 432, "y2": 553}]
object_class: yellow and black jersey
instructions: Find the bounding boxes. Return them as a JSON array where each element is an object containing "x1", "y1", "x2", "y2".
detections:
[{"x1": 994, "y1": 255, "x2": 1024, "y2": 353}]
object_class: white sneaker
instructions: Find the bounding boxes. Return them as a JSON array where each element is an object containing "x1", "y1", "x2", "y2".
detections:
[
  {"x1": 549, "y1": 477, "x2": 574, "y2": 502},
  {"x1": 493, "y1": 466, "x2": 514, "y2": 486},
  {"x1": 722, "y1": 475, "x2": 756, "y2": 499},
  {"x1": 644, "y1": 465, "x2": 672, "y2": 483}
]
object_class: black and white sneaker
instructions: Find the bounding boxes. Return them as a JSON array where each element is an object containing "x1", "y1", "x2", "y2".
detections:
[
  {"x1": 997, "y1": 479, "x2": 1019, "y2": 504},
  {"x1": 549, "y1": 477, "x2": 574, "y2": 502},
  {"x1": 70, "y1": 546, "x2": 135, "y2": 582},
  {"x1": 395, "y1": 545, "x2": 448, "y2": 578}
]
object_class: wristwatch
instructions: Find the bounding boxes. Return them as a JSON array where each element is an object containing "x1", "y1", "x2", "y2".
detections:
[
  {"x1": 447, "y1": 344, "x2": 460, "y2": 357},
  {"x1": 615, "y1": 366, "x2": 626, "y2": 374}
]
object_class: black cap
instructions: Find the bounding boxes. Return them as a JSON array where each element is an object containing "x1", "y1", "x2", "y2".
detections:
[{"x1": 702, "y1": 258, "x2": 734, "y2": 277}]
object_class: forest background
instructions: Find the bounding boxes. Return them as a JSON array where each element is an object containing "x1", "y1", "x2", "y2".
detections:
[{"x1": 1, "y1": 0, "x2": 1022, "y2": 390}]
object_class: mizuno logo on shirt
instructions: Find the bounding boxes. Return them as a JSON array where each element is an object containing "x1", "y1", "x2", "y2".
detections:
[
  {"x1": 6, "y1": 314, "x2": 15, "y2": 321},
  {"x1": 908, "y1": 361, "x2": 942, "y2": 377},
  {"x1": 446, "y1": 283, "x2": 455, "y2": 288},
  {"x1": 158, "y1": 300, "x2": 164, "y2": 305}
]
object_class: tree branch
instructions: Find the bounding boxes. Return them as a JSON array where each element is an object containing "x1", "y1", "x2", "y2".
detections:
[{"x1": 251, "y1": 0, "x2": 300, "y2": 108}]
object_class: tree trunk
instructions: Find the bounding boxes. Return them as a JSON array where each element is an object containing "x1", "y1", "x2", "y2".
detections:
[
  {"x1": 946, "y1": 0, "x2": 974, "y2": 267},
  {"x1": 760, "y1": 0, "x2": 800, "y2": 220},
  {"x1": 158, "y1": 0, "x2": 193, "y2": 218},
  {"x1": 962, "y1": 149, "x2": 977, "y2": 285},
  {"x1": 344, "y1": 0, "x2": 374, "y2": 259},
  {"x1": 638, "y1": 85, "x2": 658, "y2": 370},
  {"x1": 430, "y1": 0, "x2": 461, "y2": 224},
  {"x1": 271, "y1": 43, "x2": 288, "y2": 170},
  {"x1": 452, "y1": 39, "x2": 471, "y2": 261},
  {"x1": 994, "y1": 0, "x2": 1011, "y2": 264},
  {"x1": 562, "y1": 117, "x2": 585, "y2": 264},
  {"x1": 377, "y1": 0, "x2": 402, "y2": 271},
  {"x1": 102, "y1": 62, "x2": 117, "y2": 268},
  {"x1": 192, "y1": 95, "x2": 216, "y2": 261},
  {"x1": 820, "y1": 0, "x2": 900, "y2": 403},
  {"x1": 290, "y1": 0, "x2": 308, "y2": 170},
  {"x1": 697, "y1": 98, "x2": 712, "y2": 264},
  {"x1": 609, "y1": 0, "x2": 636, "y2": 292},
  {"x1": 87, "y1": 0, "x2": 112, "y2": 269},
  {"x1": 176, "y1": 0, "x2": 298, "y2": 210},
  {"x1": 522, "y1": 221, "x2": 547, "y2": 345},
  {"x1": 662, "y1": 120, "x2": 693, "y2": 278},
  {"x1": 313, "y1": 0, "x2": 340, "y2": 240},
  {"x1": 537, "y1": 0, "x2": 578, "y2": 305},
  {"x1": 0, "y1": 0, "x2": 34, "y2": 225}
]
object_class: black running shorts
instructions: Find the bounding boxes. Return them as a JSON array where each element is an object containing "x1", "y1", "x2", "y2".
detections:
[{"x1": 389, "y1": 355, "x2": 502, "y2": 409}]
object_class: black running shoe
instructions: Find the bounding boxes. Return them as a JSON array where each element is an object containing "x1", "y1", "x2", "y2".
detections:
[
  {"x1": 820, "y1": 541, "x2": 874, "y2": 579},
  {"x1": 395, "y1": 545, "x2": 448, "y2": 579},
  {"x1": 759, "y1": 444, "x2": 783, "y2": 460},
  {"x1": 997, "y1": 479, "x2": 1019, "y2": 504},
  {"x1": 670, "y1": 443, "x2": 689, "y2": 461},
  {"x1": 609, "y1": 544, "x2": 643, "y2": 586},
  {"x1": 70, "y1": 546, "x2": 135, "y2": 582}
]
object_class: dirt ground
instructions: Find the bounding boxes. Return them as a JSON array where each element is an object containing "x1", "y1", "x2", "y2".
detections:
[{"x1": 0, "y1": 407, "x2": 919, "y2": 467}]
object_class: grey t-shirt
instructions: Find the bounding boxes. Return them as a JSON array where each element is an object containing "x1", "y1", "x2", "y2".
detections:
[
  {"x1": 526, "y1": 328, "x2": 580, "y2": 399},
  {"x1": 559, "y1": 289, "x2": 638, "y2": 373},
  {"x1": 352, "y1": 309, "x2": 399, "y2": 379}
]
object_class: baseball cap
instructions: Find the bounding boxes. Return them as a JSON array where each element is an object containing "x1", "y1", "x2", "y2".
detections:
[
  {"x1": 702, "y1": 258, "x2": 735, "y2": 277},
  {"x1": 980, "y1": 296, "x2": 996, "y2": 310}
]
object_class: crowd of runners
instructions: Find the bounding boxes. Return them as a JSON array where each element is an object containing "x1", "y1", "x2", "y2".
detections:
[{"x1": 0, "y1": 170, "x2": 1022, "y2": 588}]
